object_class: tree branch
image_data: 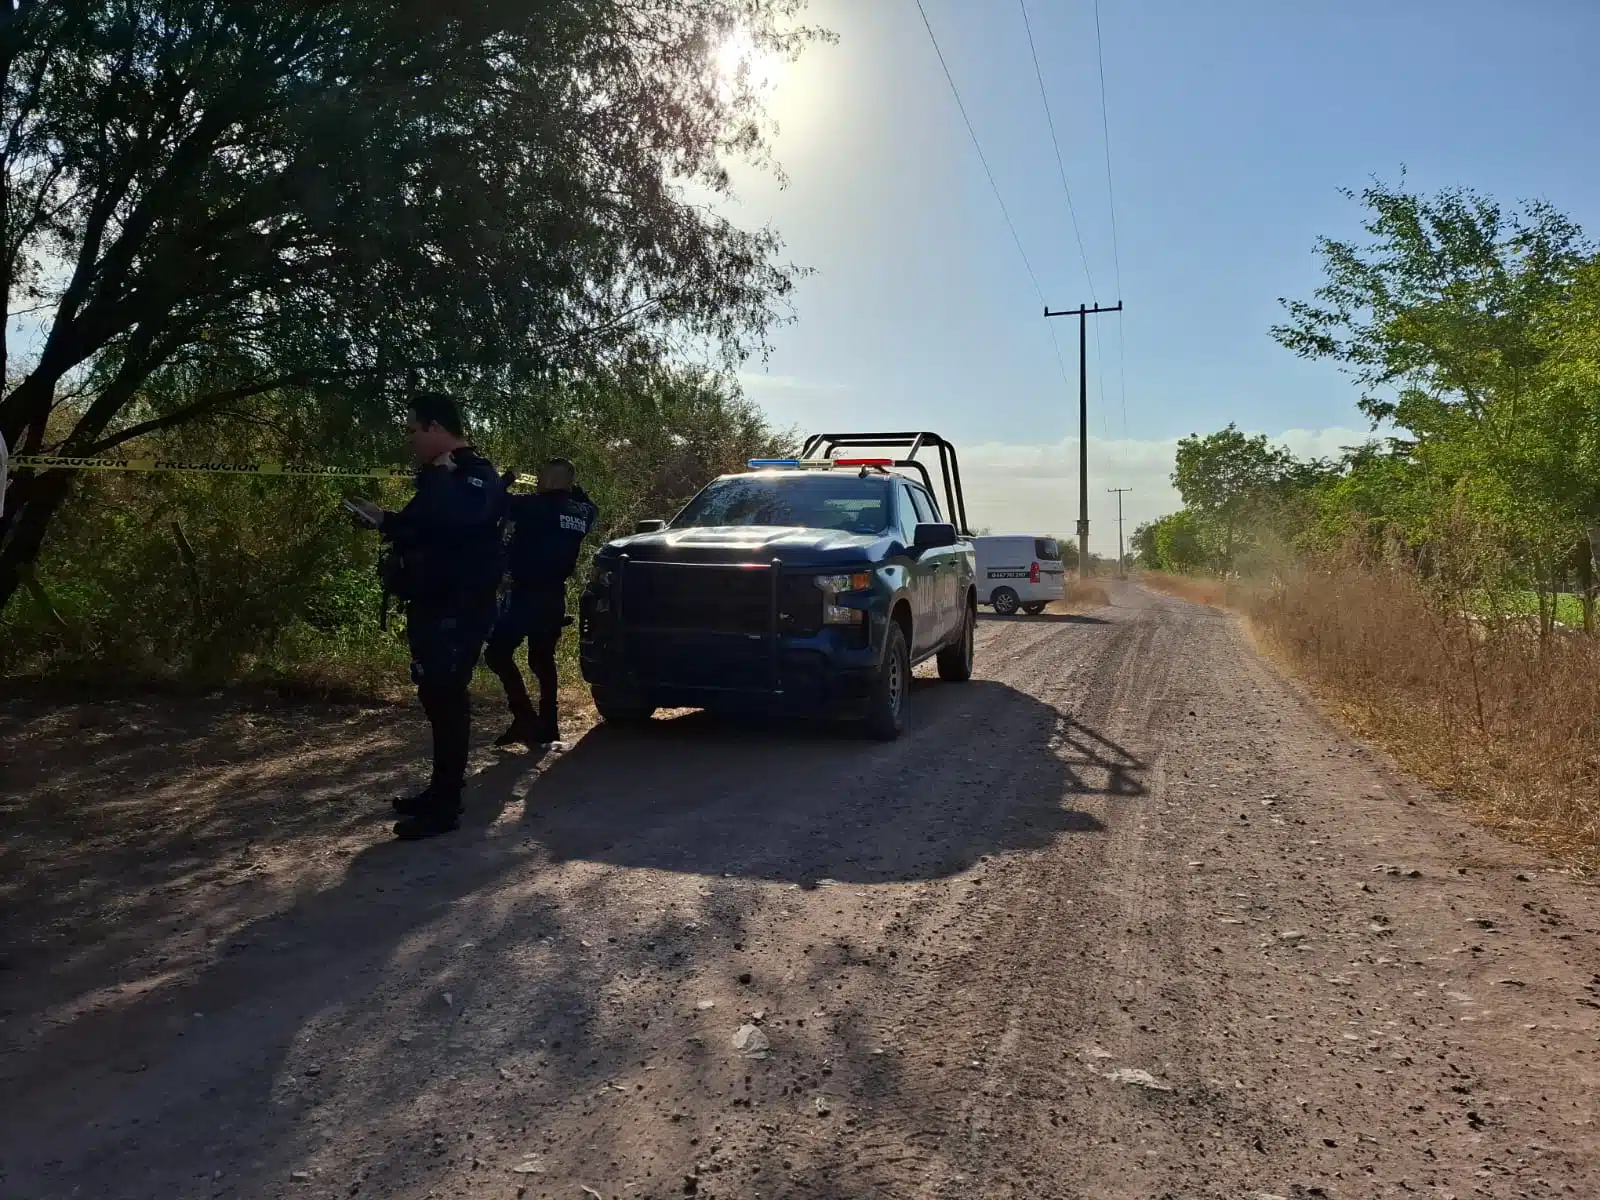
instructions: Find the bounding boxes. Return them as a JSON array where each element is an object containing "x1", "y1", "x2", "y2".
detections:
[{"x1": 86, "y1": 374, "x2": 320, "y2": 454}]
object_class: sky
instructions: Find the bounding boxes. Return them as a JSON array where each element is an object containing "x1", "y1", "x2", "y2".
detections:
[{"x1": 718, "y1": 0, "x2": 1600, "y2": 550}]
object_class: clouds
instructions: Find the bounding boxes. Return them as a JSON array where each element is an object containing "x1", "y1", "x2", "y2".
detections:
[
  {"x1": 736, "y1": 370, "x2": 1376, "y2": 552},
  {"x1": 736, "y1": 375, "x2": 1374, "y2": 551},
  {"x1": 734, "y1": 372, "x2": 848, "y2": 395},
  {"x1": 957, "y1": 426, "x2": 1373, "y2": 550}
]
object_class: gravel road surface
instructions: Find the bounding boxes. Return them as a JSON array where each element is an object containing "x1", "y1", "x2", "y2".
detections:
[{"x1": 3, "y1": 583, "x2": 1597, "y2": 1199}]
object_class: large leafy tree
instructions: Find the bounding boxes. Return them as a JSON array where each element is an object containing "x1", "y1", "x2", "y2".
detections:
[
  {"x1": 1271, "y1": 180, "x2": 1590, "y2": 434},
  {"x1": 1172, "y1": 423, "x2": 1307, "y2": 569},
  {"x1": 1271, "y1": 181, "x2": 1598, "y2": 557},
  {"x1": 1151, "y1": 511, "x2": 1206, "y2": 573},
  {"x1": 0, "y1": 0, "x2": 821, "y2": 612}
]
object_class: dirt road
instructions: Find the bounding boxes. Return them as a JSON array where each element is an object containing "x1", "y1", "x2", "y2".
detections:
[{"x1": 3, "y1": 584, "x2": 1598, "y2": 1199}]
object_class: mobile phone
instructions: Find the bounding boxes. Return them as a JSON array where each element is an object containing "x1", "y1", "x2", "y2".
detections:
[{"x1": 343, "y1": 500, "x2": 379, "y2": 528}]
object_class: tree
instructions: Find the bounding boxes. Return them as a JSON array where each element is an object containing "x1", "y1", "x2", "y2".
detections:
[
  {"x1": 1172, "y1": 424, "x2": 1300, "y2": 569},
  {"x1": 0, "y1": 1, "x2": 824, "y2": 613},
  {"x1": 1151, "y1": 511, "x2": 1207, "y2": 573},
  {"x1": 1272, "y1": 179, "x2": 1590, "y2": 433},
  {"x1": 1272, "y1": 180, "x2": 1600, "y2": 633},
  {"x1": 1130, "y1": 519, "x2": 1160, "y2": 569}
]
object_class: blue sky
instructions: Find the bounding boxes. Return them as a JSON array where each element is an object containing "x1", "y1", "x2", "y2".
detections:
[{"x1": 724, "y1": 0, "x2": 1600, "y2": 547}]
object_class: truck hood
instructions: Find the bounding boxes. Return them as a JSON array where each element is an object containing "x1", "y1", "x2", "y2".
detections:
[{"x1": 602, "y1": 525, "x2": 890, "y2": 568}]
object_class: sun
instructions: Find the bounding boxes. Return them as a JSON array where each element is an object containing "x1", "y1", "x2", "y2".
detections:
[{"x1": 712, "y1": 26, "x2": 784, "y2": 97}]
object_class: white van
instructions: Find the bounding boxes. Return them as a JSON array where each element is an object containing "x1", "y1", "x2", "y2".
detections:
[{"x1": 973, "y1": 535, "x2": 1067, "y2": 615}]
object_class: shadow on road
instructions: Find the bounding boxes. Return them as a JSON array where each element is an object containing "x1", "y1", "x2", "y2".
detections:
[
  {"x1": 978, "y1": 611, "x2": 1109, "y2": 625},
  {"x1": 480, "y1": 677, "x2": 1138, "y2": 885},
  {"x1": 0, "y1": 673, "x2": 1146, "y2": 1196}
]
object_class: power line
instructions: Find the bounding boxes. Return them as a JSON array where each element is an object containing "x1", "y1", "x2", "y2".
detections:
[
  {"x1": 914, "y1": 0, "x2": 1047, "y2": 306},
  {"x1": 1017, "y1": 0, "x2": 1096, "y2": 300},
  {"x1": 1091, "y1": 0, "x2": 1132, "y2": 460},
  {"x1": 913, "y1": 0, "x2": 1075, "y2": 389},
  {"x1": 1108, "y1": 486, "x2": 1131, "y2": 579},
  {"x1": 1019, "y1": 0, "x2": 1110, "y2": 445},
  {"x1": 1045, "y1": 301, "x2": 1122, "y2": 578},
  {"x1": 1091, "y1": 0, "x2": 1123, "y2": 302}
]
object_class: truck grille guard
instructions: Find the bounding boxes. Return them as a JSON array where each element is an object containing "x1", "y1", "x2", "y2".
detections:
[{"x1": 612, "y1": 553, "x2": 786, "y2": 694}]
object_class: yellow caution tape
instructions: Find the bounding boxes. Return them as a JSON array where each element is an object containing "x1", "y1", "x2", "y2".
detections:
[{"x1": 13, "y1": 454, "x2": 538, "y2": 487}]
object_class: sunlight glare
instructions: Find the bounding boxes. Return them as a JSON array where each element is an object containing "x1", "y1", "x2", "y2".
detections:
[{"x1": 713, "y1": 26, "x2": 784, "y2": 97}]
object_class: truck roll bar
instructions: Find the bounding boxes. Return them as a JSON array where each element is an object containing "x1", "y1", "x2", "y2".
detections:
[{"x1": 799, "y1": 431, "x2": 972, "y2": 537}]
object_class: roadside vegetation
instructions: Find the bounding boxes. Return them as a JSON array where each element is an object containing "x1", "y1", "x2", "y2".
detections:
[
  {"x1": 1133, "y1": 181, "x2": 1600, "y2": 868},
  {"x1": 0, "y1": 3, "x2": 819, "y2": 699}
]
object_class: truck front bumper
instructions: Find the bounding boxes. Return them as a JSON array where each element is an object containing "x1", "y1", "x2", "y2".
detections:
[{"x1": 580, "y1": 621, "x2": 886, "y2": 719}]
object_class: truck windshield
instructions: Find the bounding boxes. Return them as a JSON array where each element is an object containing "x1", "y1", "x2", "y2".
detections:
[{"x1": 673, "y1": 473, "x2": 892, "y2": 535}]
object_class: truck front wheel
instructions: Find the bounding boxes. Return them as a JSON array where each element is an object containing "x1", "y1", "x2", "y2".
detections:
[
  {"x1": 862, "y1": 623, "x2": 909, "y2": 741},
  {"x1": 990, "y1": 586, "x2": 1019, "y2": 616},
  {"x1": 592, "y1": 687, "x2": 657, "y2": 727}
]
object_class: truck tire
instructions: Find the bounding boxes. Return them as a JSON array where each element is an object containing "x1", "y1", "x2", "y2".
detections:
[
  {"x1": 1022, "y1": 601, "x2": 1048, "y2": 616},
  {"x1": 937, "y1": 598, "x2": 975, "y2": 681},
  {"x1": 863, "y1": 623, "x2": 909, "y2": 741},
  {"x1": 990, "y1": 586, "x2": 1019, "y2": 616},
  {"x1": 591, "y1": 687, "x2": 657, "y2": 727}
]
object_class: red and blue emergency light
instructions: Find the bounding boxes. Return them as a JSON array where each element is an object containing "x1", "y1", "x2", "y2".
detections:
[{"x1": 746, "y1": 456, "x2": 897, "y2": 470}]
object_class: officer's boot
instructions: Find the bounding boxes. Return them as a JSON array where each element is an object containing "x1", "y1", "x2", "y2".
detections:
[
  {"x1": 392, "y1": 785, "x2": 465, "y2": 818},
  {"x1": 494, "y1": 702, "x2": 542, "y2": 749},
  {"x1": 393, "y1": 801, "x2": 461, "y2": 841},
  {"x1": 535, "y1": 704, "x2": 560, "y2": 748}
]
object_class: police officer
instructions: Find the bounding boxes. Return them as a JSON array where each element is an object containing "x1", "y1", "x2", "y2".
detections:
[
  {"x1": 350, "y1": 393, "x2": 506, "y2": 840},
  {"x1": 484, "y1": 457, "x2": 598, "y2": 749}
]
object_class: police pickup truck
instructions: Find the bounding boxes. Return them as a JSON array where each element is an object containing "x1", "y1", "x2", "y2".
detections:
[{"x1": 578, "y1": 432, "x2": 978, "y2": 739}]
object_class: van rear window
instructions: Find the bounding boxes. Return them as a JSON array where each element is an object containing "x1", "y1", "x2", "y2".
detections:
[{"x1": 1035, "y1": 537, "x2": 1062, "y2": 561}]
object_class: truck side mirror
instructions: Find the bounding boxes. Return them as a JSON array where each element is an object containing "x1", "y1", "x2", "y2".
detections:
[
  {"x1": 634, "y1": 518, "x2": 667, "y2": 534},
  {"x1": 912, "y1": 522, "x2": 957, "y2": 552}
]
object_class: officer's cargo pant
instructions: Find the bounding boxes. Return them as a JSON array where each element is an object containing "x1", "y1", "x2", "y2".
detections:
[
  {"x1": 407, "y1": 604, "x2": 494, "y2": 803},
  {"x1": 484, "y1": 585, "x2": 564, "y2": 736}
]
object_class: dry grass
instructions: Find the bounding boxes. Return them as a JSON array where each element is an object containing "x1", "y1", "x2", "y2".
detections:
[
  {"x1": 1135, "y1": 571, "x2": 1231, "y2": 607},
  {"x1": 1062, "y1": 580, "x2": 1112, "y2": 609},
  {"x1": 1246, "y1": 560, "x2": 1600, "y2": 873}
]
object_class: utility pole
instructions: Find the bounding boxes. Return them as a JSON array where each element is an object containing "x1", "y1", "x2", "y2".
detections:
[
  {"x1": 1107, "y1": 487, "x2": 1131, "y2": 579},
  {"x1": 1044, "y1": 301, "x2": 1122, "y2": 580}
]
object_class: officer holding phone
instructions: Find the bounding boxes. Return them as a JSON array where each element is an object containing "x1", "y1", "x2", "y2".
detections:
[{"x1": 349, "y1": 393, "x2": 506, "y2": 840}]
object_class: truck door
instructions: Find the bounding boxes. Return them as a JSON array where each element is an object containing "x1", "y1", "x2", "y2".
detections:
[
  {"x1": 894, "y1": 481, "x2": 940, "y2": 656},
  {"x1": 907, "y1": 483, "x2": 956, "y2": 645}
]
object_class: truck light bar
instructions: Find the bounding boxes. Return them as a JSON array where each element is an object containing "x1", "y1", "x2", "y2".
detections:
[{"x1": 746, "y1": 456, "x2": 896, "y2": 470}]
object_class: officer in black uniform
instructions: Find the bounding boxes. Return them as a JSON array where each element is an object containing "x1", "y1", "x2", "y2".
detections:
[
  {"x1": 484, "y1": 457, "x2": 598, "y2": 748},
  {"x1": 350, "y1": 393, "x2": 507, "y2": 840}
]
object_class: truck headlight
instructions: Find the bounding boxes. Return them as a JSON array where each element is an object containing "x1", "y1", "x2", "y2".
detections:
[
  {"x1": 586, "y1": 565, "x2": 615, "y2": 612},
  {"x1": 824, "y1": 604, "x2": 865, "y2": 626},
  {"x1": 814, "y1": 572, "x2": 871, "y2": 593}
]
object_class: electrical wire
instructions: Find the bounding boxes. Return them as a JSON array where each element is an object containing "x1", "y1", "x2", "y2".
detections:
[
  {"x1": 913, "y1": 0, "x2": 1075, "y2": 389},
  {"x1": 1091, "y1": 0, "x2": 1131, "y2": 459},
  {"x1": 1018, "y1": 0, "x2": 1097, "y2": 301},
  {"x1": 915, "y1": 0, "x2": 1047, "y2": 306}
]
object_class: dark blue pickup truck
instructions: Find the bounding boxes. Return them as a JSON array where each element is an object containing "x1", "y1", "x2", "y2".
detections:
[{"x1": 578, "y1": 432, "x2": 978, "y2": 739}]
